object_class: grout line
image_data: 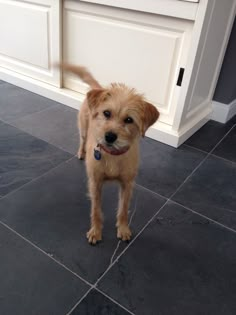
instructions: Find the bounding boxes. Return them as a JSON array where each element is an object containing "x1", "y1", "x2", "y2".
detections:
[
  {"x1": 182, "y1": 144, "x2": 208, "y2": 154},
  {"x1": 9, "y1": 102, "x2": 60, "y2": 124},
  {"x1": 0, "y1": 117, "x2": 77, "y2": 156},
  {"x1": 109, "y1": 199, "x2": 138, "y2": 265},
  {"x1": 65, "y1": 287, "x2": 94, "y2": 315},
  {"x1": 109, "y1": 241, "x2": 121, "y2": 266},
  {"x1": 38, "y1": 140, "x2": 78, "y2": 156},
  {"x1": 210, "y1": 153, "x2": 236, "y2": 165},
  {"x1": 135, "y1": 183, "x2": 168, "y2": 201},
  {"x1": 170, "y1": 123, "x2": 236, "y2": 200},
  {"x1": 129, "y1": 197, "x2": 138, "y2": 226},
  {"x1": 169, "y1": 157, "x2": 209, "y2": 200},
  {"x1": 0, "y1": 220, "x2": 93, "y2": 288},
  {"x1": 95, "y1": 287, "x2": 135, "y2": 315},
  {"x1": 0, "y1": 155, "x2": 75, "y2": 202},
  {"x1": 109, "y1": 191, "x2": 159, "y2": 266},
  {"x1": 211, "y1": 122, "x2": 236, "y2": 149},
  {"x1": 170, "y1": 200, "x2": 236, "y2": 234},
  {"x1": 109, "y1": 195, "x2": 143, "y2": 265},
  {"x1": 95, "y1": 200, "x2": 169, "y2": 286}
]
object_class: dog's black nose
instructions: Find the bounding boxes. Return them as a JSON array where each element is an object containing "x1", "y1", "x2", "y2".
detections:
[{"x1": 105, "y1": 131, "x2": 117, "y2": 143}]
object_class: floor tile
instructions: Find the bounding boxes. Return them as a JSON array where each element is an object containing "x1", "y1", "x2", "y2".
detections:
[
  {"x1": 173, "y1": 155, "x2": 236, "y2": 230},
  {"x1": 185, "y1": 118, "x2": 235, "y2": 152},
  {"x1": 0, "y1": 223, "x2": 89, "y2": 315},
  {"x1": 99, "y1": 201, "x2": 236, "y2": 315},
  {"x1": 212, "y1": 125, "x2": 236, "y2": 163},
  {"x1": 0, "y1": 121, "x2": 72, "y2": 197},
  {"x1": 12, "y1": 105, "x2": 79, "y2": 154},
  {"x1": 70, "y1": 289, "x2": 130, "y2": 315},
  {"x1": 136, "y1": 138, "x2": 206, "y2": 198},
  {"x1": 0, "y1": 157, "x2": 165, "y2": 283},
  {"x1": 0, "y1": 83, "x2": 60, "y2": 122}
]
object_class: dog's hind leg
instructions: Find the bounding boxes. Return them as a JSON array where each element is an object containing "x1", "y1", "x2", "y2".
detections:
[{"x1": 77, "y1": 105, "x2": 88, "y2": 159}]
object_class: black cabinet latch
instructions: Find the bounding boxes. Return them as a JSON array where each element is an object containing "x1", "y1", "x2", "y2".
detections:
[{"x1": 177, "y1": 68, "x2": 185, "y2": 86}]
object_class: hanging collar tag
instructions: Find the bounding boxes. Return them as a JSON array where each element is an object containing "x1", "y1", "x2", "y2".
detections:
[{"x1": 94, "y1": 144, "x2": 102, "y2": 160}]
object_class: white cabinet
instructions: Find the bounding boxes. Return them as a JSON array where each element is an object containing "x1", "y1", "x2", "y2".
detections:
[
  {"x1": 0, "y1": 0, "x2": 235, "y2": 147},
  {"x1": 0, "y1": 0, "x2": 61, "y2": 86}
]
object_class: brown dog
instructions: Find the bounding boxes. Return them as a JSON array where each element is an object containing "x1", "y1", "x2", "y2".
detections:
[{"x1": 61, "y1": 64, "x2": 159, "y2": 244}]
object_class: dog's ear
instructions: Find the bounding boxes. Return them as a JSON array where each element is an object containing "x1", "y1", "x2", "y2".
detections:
[
  {"x1": 141, "y1": 102, "x2": 159, "y2": 137},
  {"x1": 87, "y1": 89, "x2": 110, "y2": 110}
]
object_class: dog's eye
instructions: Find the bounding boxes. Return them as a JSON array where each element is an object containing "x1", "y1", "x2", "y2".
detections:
[
  {"x1": 103, "y1": 110, "x2": 111, "y2": 118},
  {"x1": 124, "y1": 117, "x2": 133, "y2": 124}
]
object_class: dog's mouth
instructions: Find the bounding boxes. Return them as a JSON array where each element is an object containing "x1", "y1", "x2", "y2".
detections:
[{"x1": 100, "y1": 143, "x2": 129, "y2": 156}]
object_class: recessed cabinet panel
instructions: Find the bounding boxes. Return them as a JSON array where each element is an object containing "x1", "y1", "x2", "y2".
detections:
[{"x1": 0, "y1": 0, "x2": 61, "y2": 86}]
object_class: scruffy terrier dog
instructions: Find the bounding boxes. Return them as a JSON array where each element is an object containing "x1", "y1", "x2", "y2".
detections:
[{"x1": 61, "y1": 64, "x2": 159, "y2": 244}]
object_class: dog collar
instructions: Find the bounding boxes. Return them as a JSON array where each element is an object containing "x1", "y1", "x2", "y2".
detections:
[{"x1": 94, "y1": 144, "x2": 129, "y2": 160}]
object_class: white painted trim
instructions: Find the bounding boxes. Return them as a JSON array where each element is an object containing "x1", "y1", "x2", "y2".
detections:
[
  {"x1": 211, "y1": 100, "x2": 236, "y2": 123},
  {"x1": 172, "y1": 0, "x2": 209, "y2": 130},
  {"x1": 144, "y1": 102, "x2": 212, "y2": 147},
  {"x1": 177, "y1": 104, "x2": 212, "y2": 145}
]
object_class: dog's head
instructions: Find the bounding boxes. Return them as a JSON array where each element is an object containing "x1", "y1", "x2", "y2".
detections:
[{"x1": 87, "y1": 83, "x2": 159, "y2": 153}]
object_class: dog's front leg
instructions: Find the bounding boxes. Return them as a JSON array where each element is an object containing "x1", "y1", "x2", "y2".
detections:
[
  {"x1": 87, "y1": 178, "x2": 103, "y2": 244},
  {"x1": 116, "y1": 180, "x2": 133, "y2": 241}
]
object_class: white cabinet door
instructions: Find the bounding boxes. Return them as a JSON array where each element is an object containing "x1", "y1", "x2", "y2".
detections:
[
  {"x1": 63, "y1": 1, "x2": 193, "y2": 125},
  {"x1": 0, "y1": 0, "x2": 61, "y2": 86}
]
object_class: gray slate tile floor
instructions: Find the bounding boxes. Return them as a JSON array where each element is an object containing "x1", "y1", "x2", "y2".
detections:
[{"x1": 0, "y1": 81, "x2": 235, "y2": 314}]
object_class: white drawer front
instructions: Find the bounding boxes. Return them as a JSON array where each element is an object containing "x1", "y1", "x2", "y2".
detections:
[{"x1": 79, "y1": 0, "x2": 199, "y2": 20}]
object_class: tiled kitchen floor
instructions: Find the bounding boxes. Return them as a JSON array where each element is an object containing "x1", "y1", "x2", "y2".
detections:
[{"x1": 0, "y1": 81, "x2": 235, "y2": 315}]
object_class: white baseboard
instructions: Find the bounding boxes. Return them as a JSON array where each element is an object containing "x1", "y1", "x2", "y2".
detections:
[
  {"x1": 145, "y1": 104, "x2": 212, "y2": 147},
  {"x1": 178, "y1": 105, "x2": 212, "y2": 146},
  {"x1": 211, "y1": 100, "x2": 236, "y2": 123},
  {"x1": 0, "y1": 68, "x2": 211, "y2": 148}
]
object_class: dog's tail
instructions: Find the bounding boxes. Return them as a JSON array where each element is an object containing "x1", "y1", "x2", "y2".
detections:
[{"x1": 58, "y1": 63, "x2": 102, "y2": 89}]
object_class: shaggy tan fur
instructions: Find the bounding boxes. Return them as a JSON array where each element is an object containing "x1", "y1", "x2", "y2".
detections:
[{"x1": 60, "y1": 64, "x2": 159, "y2": 244}]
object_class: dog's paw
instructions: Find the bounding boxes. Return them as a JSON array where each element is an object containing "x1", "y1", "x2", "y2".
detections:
[
  {"x1": 86, "y1": 227, "x2": 102, "y2": 245},
  {"x1": 77, "y1": 149, "x2": 86, "y2": 160},
  {"x1": 117, "y1": 225, "x2": 132, "y2": 241}
]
